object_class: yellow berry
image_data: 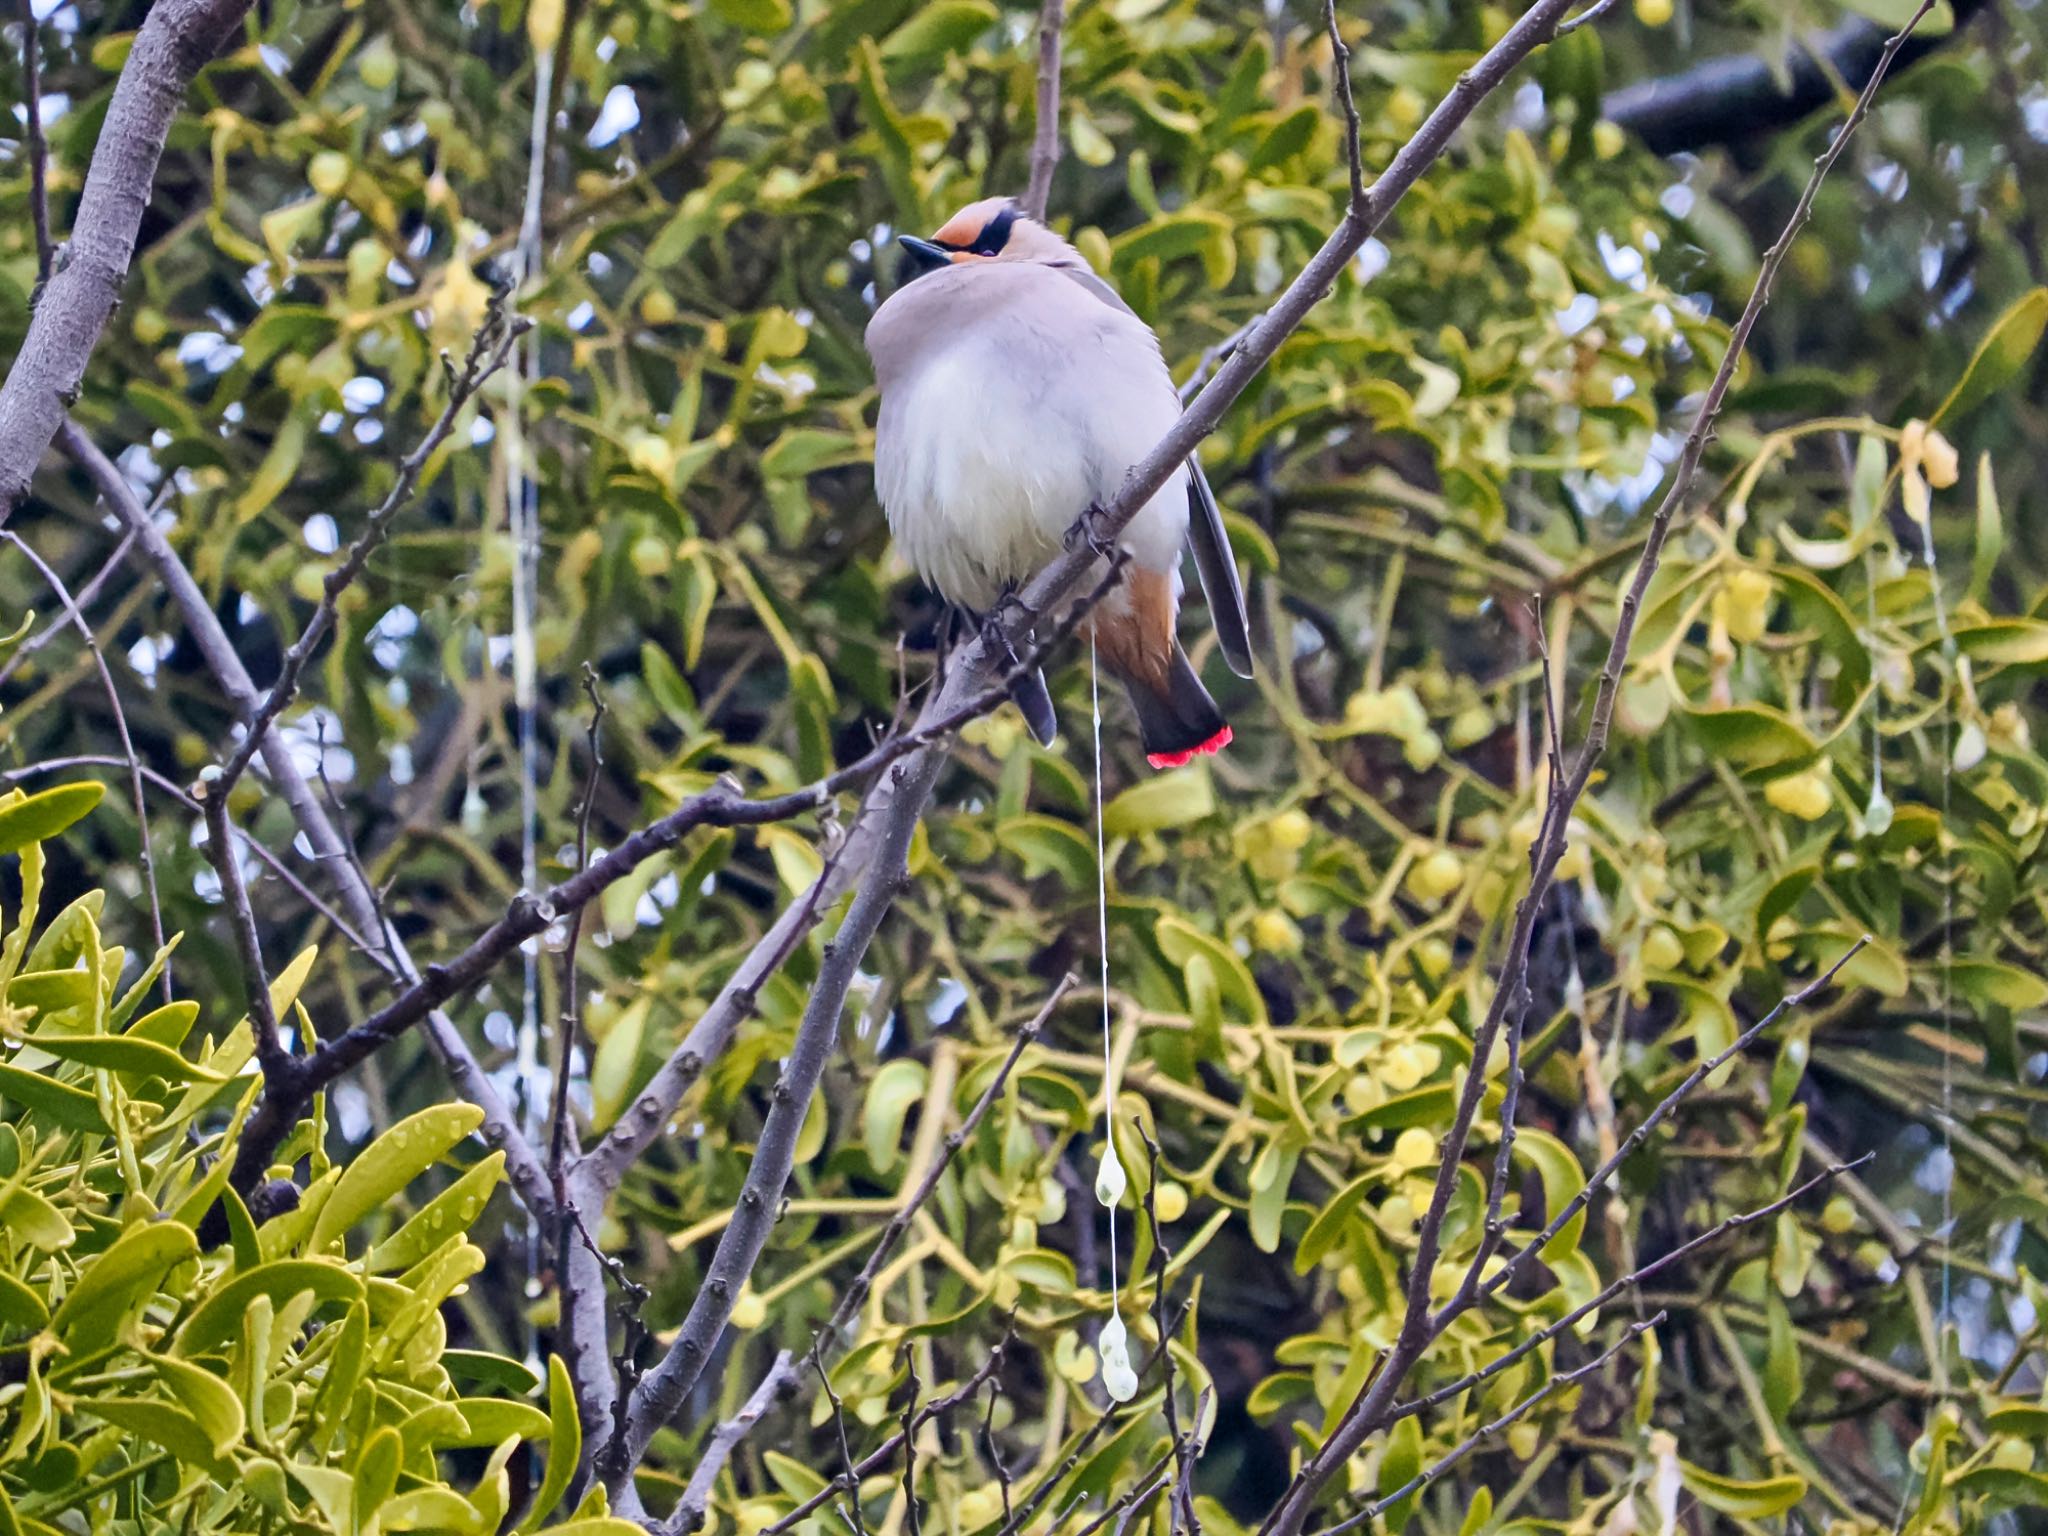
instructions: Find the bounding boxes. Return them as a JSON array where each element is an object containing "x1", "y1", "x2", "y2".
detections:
[
  {"x1": 1635, "y1": 0, "x2": 1673, "y2": 22},
  {"x1": 1252, "y1": 910, "x2": 1303, "y2": 955},
  {"x1": 1765, "y1": 770, "x2": 1831, "y2": 821},
  {"x1": 308, "y1": 151, "x2": 350, "y2": 198},
  {"x1": 1154, "y1": 1182, "x2": 1188, "y2": 1223},
  {"x1": 639, "y1": 288, "x2": 680, "y2": 326},
  {"x1": 1641, "y1": 926, "x2": 1684, "y2": 973},
  {"x1": 729, "y1": 1288, "x2": 767, "y2": 1330},
  {"x1": 1390, "y1": 1127, "x2": 1436, "y2": 1170},
  {"x1": 1405, "y1": 848, "x2": 1464, "y2": 906}
]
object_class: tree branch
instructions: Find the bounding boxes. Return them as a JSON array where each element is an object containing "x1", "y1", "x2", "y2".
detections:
[
  {"x1": 1309, "y1": 1315, "x2": 1667, "y2": 1536},
  {"x1": 1020, "y1": 0, "x2": 1066, "y2": 221},
  {"x1": 0, "y1": 529, "x2": 167, "y2": 990},
  {"x1": 216, "y1": 310, "x2": 528, "y2": 793},
  {"x1": 615, "y1": 751, "x2": 946, "y2": 1475},
  {"x1": 56, "y1": 421, "x2": 556, "y2": 1221},
  {"x1": 1253, "y1": 2, "x2": 1931, "y2": 1525},
  {"x1": 196, "y1": 772, "x2": 288, "y2": 1078},
  {"x1": 17, "y1": 0, "x2": 52, "y2": 279},
  {"x1": 1603, "y1": 0, "x2": 1983, "y2": 156},
  {"x1": 0, "y1": 0, "x2": 256, "y2": 519},
  {"x1": 665, "y1": 1350, "x2": 801, "y2": 1536}
]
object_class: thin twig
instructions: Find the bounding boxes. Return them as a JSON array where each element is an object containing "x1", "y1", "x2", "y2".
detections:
[
  {"x1": 0, "y1": 530, "x2": 168, "y2": 995},
  {"x1": 824, "y1": 975, "x2": 1076, "y2": 1338},
  {"x1": 1311, "y1": 1315, "x2": 1668, "y2": 1536},
  {"x1": 1020, "y1": 0, "x2": 1066, "y2": 221},
  {"x1": 1556, "y1": 0, "x2": 1626, "y2": 37},
  {"x1": 57, "y1": 421, "x2": 555, "y2": 1222},
  {"x1": 755, "y1": 1345, "x2": 1012, "y2": 1536},
  {"x1": 1322, "y1": 0, "x2": 1365, "y2": 210},
  {"x1": 550, "y1": 665, "x2": 606, "y2": 1189},
  {"x1": 1392, "y1": 1157, "x2": 1872, "y2": 1427},
  {"x1": 17, "y1": 0, "x2": 51, "y2": 280},
  {"x1": 196, "y1": 771, "x2": 287, "y2": 1076},
  {"x1": 217, "y1": 309, "x2": 527, "y2": 793},
  {"x1": 664, "y1": 1351, "x2": 800, "y2": 1536},
  {"x1": 1252, "y1": 2, "x2": 1931, "y2": 1526}
]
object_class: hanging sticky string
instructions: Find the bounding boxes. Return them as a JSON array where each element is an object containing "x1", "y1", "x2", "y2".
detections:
[
  {"x1": 506, "y1": 0, "x2": 559, "y2": 1360},
  {"x1": 1916, "y1": 507, "x2": 1956, "y2": 1399},
  {"x1": 1090, "y1": 634, "x2": 1136, "y2": 1404}
]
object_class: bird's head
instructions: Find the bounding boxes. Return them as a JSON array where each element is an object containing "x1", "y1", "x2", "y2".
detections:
[{"x1": 894, "y1": 197, "x2": 1076, "y2": 282}]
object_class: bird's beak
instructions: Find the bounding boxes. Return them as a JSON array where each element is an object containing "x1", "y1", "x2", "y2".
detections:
[{"x1": 896, "y1": 235, "x2": 954, "y2": 281}]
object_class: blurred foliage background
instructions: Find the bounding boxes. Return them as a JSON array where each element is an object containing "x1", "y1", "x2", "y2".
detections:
[{"x1": 5, "y1": 0, "x2": 2048, "y2": 1530}]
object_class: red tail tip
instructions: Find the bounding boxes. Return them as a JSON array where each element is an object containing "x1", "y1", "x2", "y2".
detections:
[{"x1": 1147, "y1": 724, "x2": 1233, "y2": 771}]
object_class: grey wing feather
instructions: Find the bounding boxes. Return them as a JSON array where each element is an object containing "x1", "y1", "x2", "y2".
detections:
[
  {"x1": 1055, "y1": 264, "x2": 1255, "y2": 679},
  {"x1": 1010, "y1": 666, "x2": 1059, "y2": 747},
  {"x1": 1187, "y1": 458, "x2": 1254, "y2": 679}
]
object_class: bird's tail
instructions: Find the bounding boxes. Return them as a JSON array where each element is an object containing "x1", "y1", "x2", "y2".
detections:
[{"x1": 1122, "y1": 644, "x2": 1232, "y2": 770}]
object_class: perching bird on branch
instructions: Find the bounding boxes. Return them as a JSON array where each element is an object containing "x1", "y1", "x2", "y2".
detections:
[{"x1": 867, "y1": 197, "x2": 1255, "y2": 769}]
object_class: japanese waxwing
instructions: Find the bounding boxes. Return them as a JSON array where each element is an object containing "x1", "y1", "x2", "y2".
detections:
[{"x1": 866, "y1": 196, "x2": 1254, "y2": 769}]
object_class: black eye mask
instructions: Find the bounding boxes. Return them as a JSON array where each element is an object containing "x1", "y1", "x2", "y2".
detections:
[{"x1": 895, "y1": 205, "x2": 1020, "y2": 283}]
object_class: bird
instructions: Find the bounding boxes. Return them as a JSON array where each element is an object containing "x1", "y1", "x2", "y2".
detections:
[{"x1": 865, "y1": 196, "x2": 1255, "y2": 770}]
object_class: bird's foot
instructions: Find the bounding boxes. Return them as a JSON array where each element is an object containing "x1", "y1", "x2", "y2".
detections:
[
  {"x1": 1064, "y1": 503, "x2": 1124, "y2": 565},
  {"x1": 980, "y1": 587, "x2": 1036, "y2": 656}
]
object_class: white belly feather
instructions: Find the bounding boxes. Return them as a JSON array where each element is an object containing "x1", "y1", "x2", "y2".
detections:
[{"x1": 870, "y1": 267, "x2": 1189, "y2": 613}]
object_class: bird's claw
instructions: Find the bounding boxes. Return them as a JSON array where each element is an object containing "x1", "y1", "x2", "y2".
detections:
[
  {"x1": 981, "y1": 588, "x2": 1035, "y2": 656},
  {"x1": 1064, "y1": 503, "x2": 1123, "y2": 565}
]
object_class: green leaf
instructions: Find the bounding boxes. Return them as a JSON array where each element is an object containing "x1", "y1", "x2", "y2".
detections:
[
  {"x1": 1378, "y1": 1413, "x2": 1424, "y2": 1531},
  {"x1": 1762, "y1": 1295, "x2": 1801, "y2": 1421},
  {"x1": 147, "y1": 1353, "x2": 245, "y2": 1458},
  {"x1": 996, "y1": 815, "x2": 1096, "y2": 888},
  {"x1": 0, "y1": 1184, "x2": 68, "y2": 1251},
  {"x1": 1970, "y1": 454, "x2": 2003, "y2": 605},
  {"x1": 175, "y1": 1259, "x2": 365, "y2": 1356},
  {"x1": 1678, "y1": 1463, "x2": 1806, "y2": 1518},
  {"x1": 52, "y1": 1221, "x2": 198, "y2": 1338},
  {"x1": 26, "y1": 1032, "x2": 224, "y2": 1083},
  {"x1": 0, "y1": 1063, "x2": 111, "y2": 1132},
  {"x1": 1949, "y1": 961, "x2": 2048, "y2": 1011},
  {"x1": 1102, "y1": 766, "x2": 1215, "y2": 838},
  {"x1": 75, "y1": 1396, "x2": 222, "y2": 1467},
  {"x1": 0, "y1": 1269, "x2": 49, "y2": 1328},
  {"x1": 1156, "y1": 915, "x2": 1266, "y2": 1027},
  {"x1": 1516, "y1": 1129, "x2": 1586, "y2": 1262},
  {"x1": 521, "y1": 1356, "x2": 582, "y2": 1531},
  {"x1": 0, "y1": 783, "x2": 105, "y2": 855},
  {"x1": 444, "y1": 1350, "x2": 543, "y2": 1397},
  {"x1": 878, "y1": 0, "x2": 997, "y2": 61},
  {"x1": 708, "y1": 0, "x2": 793, "y2": 32},
  {"x1": 1684, "y1": 702, "x2": 1819, "y2": 771},
  {"x1": 1932, "y1": 286, "x2": 2048, "y2": 426},
  {"x1": 1945, "y1": 621, "x2": 2048, "y2": 666},
  {"x1": 1295, "y1": 1172, "x2": 1376, "y2": 1275},
  {"x1": 309, "y1": 1103, "x2": 485, "y2": 1251},
  {"x1": 355, "y1": 1426, "x2": 403, "y2": 1525},
  {"x1": 863, "y1": 1059, "x2": 928, "y2": 1174},
  {"x1": 366, "y1": 1152, "x2": 507, "y2": 1273}
]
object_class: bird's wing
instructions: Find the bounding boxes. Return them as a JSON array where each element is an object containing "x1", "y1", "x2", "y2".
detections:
[
  {"x1": 1186, "y1": 456, "x2": 1254, "y2": 678},
  {"x1": 1052, "y1": 264, "x2": 1254, "y2": 679}
]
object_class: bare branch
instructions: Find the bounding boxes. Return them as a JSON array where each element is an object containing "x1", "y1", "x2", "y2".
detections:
[
  {"x1": 756, "y1": 1344, "x2": 1013, "y2": 1536},
  {"x1": 56, "y1": 421, "x2": 556, "y2": 1221},
  {"x1": 1321, "y1": 0, "x2": 1365, "y2": 211},
  {"x1": 1020, "y1": 0, "x2": 1066, "y2": 221},
  {"x1": 825, "y1": 975, "x2": 1076, "y2": 1338},
  {"x1": 1311, "y1": 1315, "x2": 1667, "y2": 1536},
  {"x1": 196, "y1": 773, "x2": 288, "y2": 1077},
  {"x1": 0, "y1": 0, "x2": 256, "y2": 518},
  {"x1": 1252, "y1": 0, "x2": 1932, "y2": 1524},
  {"x1": 1140, "y1": 1131, "x2": 1201, "y2": 1536},
  {"x1": 17, "y1": 0, "x2": 52, "y2": 279},
  {"x1": 0, "y1": 529, "x2": 167, "y2": 993},
  {"x1": 616, "y1": 750, "x2": 947, "y2": 1474},
  {"x1": 217, "y1": 310, "x2": 529, "y2": 794},
  {"x1": 666, "y1": 1351, "x2": 801, "y2": 1536},
  {"x1": 1556, "y1": 0, "x2": 1626, "y2": 37},
  {"x1": 1393, "y1": 1158, "x2": 1872, "y2": 1428}
]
